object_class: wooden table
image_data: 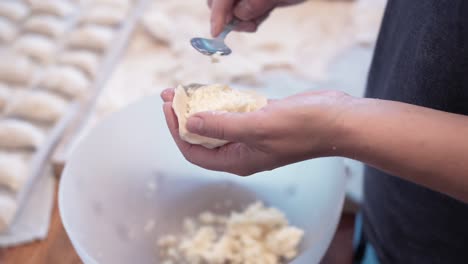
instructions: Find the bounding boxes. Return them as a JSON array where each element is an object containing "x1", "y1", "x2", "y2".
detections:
[
  {"x1": 0, "y1": 185, "x2": 81, "y2": 264},
  {"x1": 0, "y1": 185, "x2": 355, "y2": 264}
]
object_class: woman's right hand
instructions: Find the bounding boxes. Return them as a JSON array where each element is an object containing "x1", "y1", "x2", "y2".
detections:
[{"x1": 208, "y1": 0, "x2": 304, "y2": 37}]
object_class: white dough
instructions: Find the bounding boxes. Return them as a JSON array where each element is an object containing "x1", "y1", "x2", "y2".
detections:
[
  {"x1": 90, "y1": 0, "x2": 130, "y2": 9},
  {"x1": 173, "y1": 84, "x2": 267, "y2": 149},
  {"x1": 23, "y1": 15, "x2": 67, "y2": 38},
  {"x1": 0, "y1": 194, "x2": 17, "y2": 232},
  {"x1": 0, "y1": 1, "x2": 29, "y2": 22},
  {"x1": 0, "y1": 153, "x2": 28, "y2": 192},
  {"x1": 14, "y1": 34, "x2": 57, "y2": 64},
  {"x1": 141, "y1": 10, "x2": 172, "y2": 45},
  {"x1": 68, "y1": 25, "x2": 114, "y2": 52},
  {"x1": 40, "y1": 66, "x2": 89, "y2": 99},
  {"x1": 58, "y1": 50, "x2": 100, "y2": 78},
  {"x1": 0, "y1": 119, "x2": 45, "y2": 150},
  {"x1": 27, "y1": 0, "x2": 75, "y2": 18},
  {"x1": 8, "y1": 91, "x2": 68, "y2": 123},
  {"x1": 0, "y1": 52, "x2": 37, "y2": 86},
  {"x1": 0, "y1": 83, "x2": 11, "y2": 111},
  {"x1": 0, "y1": 17, "x2": 16, "y2": 43},
  {"x1": 81, "y1": 5, "x2": 126, "y2": 26}
]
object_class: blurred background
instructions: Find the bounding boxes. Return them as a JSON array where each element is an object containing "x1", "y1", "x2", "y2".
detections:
[{"x1": 0, "y1": 0, "x2": 387, "y2": 263}]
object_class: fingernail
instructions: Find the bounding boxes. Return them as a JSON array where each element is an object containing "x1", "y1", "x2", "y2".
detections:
[{"x1": 187, "y1": 116, "x2": 204, "y2": 133}]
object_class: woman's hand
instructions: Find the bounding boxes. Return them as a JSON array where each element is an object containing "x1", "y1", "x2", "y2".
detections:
[
  {"x1": 208, "y1": 0, "x2": 305, "y2": 36},
  {"x1": 161, "y1": 88, "x2": 353, "y2": 176}
]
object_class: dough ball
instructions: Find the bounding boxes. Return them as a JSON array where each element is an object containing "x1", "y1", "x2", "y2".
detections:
[
  {"x1": 0, "y1": 17, "x2": 17, "y2": 43},
  {"x1": 14, "y1": 34, "x2": 57, "y2": 64},
  {"x1": 0, "y1": 194, "x2": 17, "y2": 232},
  {"x1": 0, "y1": 52, "x2": 37, "y2": 86},
  {"x1": 27, "y1": 0, "x2": 75, "y2": 18},
  {"x1": 23, "y1": 15, "x2": 67, "y2": 38},
  {"x1": 0, "y1": 153, "x2": 29, "y2": 192},
  {"x1": 40, "y1": 66, "x2": 90, "y2": 99},
  {"x1": 8, "y1": 91, "x2": 68, "y2": 123},
  {"x1": 0, "y1": 1, "x2": 29, "y2": 22},
  {"x1": 81, "y1": 5, "x2": 127, "y2": 27},
  {"x1": 68, "y1": 25, "x2": 114, "y2": 52},
  {"x1": 0, "y1": 119, "x2": 45, "y2": 150},
  {"x1": 58, "y1": 50, "x2": 100, "y2": 78},
  {"x1": 172, "y1": 84, "x2": 267, "y2": 149}
]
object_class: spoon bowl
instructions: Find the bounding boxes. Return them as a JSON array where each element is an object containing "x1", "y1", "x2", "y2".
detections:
[
  {"x1": 190, "y1": 19, "x2": 238, "y2": 56},
  {"x1": 190, "y1": 38, "x2": 232, "y2": 56}
]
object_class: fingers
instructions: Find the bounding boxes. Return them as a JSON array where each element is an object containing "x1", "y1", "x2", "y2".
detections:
[
  {"x1": 235, "y1": 21, "x2": 258, "y2": 32},
  {"x1": 163, "y1": 102, "x2": 234, "y2": 170},
  {"x1": 163, "y1": 101, "x2": 271, "y2": 176},
  {"x1": 163, "y1": 101, "x2": 249, "y2": 173},
  {"x1": 160, "y1": 88, "x2": 174, "y2": 102},
  {"x1": 234, "y1": 0, "x2": 275, "y2": 21},
  {"x1": 209, "y1": 0, "x2": 274, "y2": 36},
  {"x1": 163, "y1": 102, "x2": 180, "y2": 138},
  {"x1": 163, "y1": 102, "x2": 221, "y2": 169},
  {"x1": 210, "y1": 0, "x2": 235, "y2": 37},
  {"x1": 237, "y1": 11, "x2": 271, "y2": 32},
  {"x1": 185, "y1": 144, "x2": 243, "y2": 173},
  {"x1": 186, "y1": 111, "x2": 260, "y2": 143}
]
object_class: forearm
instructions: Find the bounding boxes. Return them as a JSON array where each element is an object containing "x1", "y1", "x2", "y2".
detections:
[{"x1": 339, "y1": 98, "x2": 468, "y2": 203}]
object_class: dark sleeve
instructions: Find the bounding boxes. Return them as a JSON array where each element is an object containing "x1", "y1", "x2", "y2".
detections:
[{"x1": 456, "y1": 0, "x2": 468, "y2": 107}]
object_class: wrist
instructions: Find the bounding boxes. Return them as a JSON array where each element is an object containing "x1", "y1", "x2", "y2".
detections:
[{"x1": 326, "y1": 96, "x2": 370, "y2": 159}]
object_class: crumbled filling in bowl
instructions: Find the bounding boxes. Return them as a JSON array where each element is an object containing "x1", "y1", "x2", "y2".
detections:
[{"x1": 158, "y1": 201, "x2": 304, "y2": 264}]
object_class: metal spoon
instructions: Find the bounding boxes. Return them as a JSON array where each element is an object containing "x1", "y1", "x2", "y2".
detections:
[{"x1": 190, "y1": 19, "x2": 238, "y2": 56}]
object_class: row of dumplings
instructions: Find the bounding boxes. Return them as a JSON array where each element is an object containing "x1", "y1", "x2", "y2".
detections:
[
  {"x1": 0, "y1": 0, "x2": 135, "y2": 231},
  {"x1": 0, "y1": 85, "x2": 59, "y2": 230},
  {"x1": 0, "y1": 0, "x2": 78, "y2": 44},
  {"x1": 0, "y1": 0, "x2": 133, "y2": 97}
]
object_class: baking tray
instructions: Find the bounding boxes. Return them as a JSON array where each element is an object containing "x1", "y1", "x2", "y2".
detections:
[{"x1": 52, "y1": 0, "x2": 152, "y2": 176}]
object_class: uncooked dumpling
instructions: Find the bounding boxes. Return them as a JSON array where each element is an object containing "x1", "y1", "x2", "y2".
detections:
[
  {"x1": 8, "y1": 91, "x2": 68, "y2": 123},
  {"x1": 91, "y1": 0, "x2": 130, "y2": 9},
  {"x1": 173, "y1": 84, "x2": 267, "y2": 149},
  {"x1": 0, "y1": 84, "x2": 11, "y2": 111},
  {"x1": 81, "y1": 5, "x2": 126, "y2": 26},
  {"x1": 0, "y1": 1, "x2": 29, "y2": 22},
  {"x1": 40, "y1": 66, "x2": 90, "y2": 99},
  {"x1": 68, "y1": 25, "x2": 114, "y2": 52},
  {"x1": 0, "y1": 153, "x2": 28, "y2": 192},
  {"x1": 0, "y1": 52, "x2": 37, "y2": 86},
  {"x1": 58, "y1": 50, "x2": 100, "y2": 78},
  {"x1": 0, "y1": 119, "x2": 45, "y2": 150},
  {"x1": 23, "y1": 15, "x2": 67, "y2": 38},
  {"x1": 0, "y1": 194, "x2": 17, "y2": 232},
  {"x1": 27, "y1": 0, "x2": 75, "y2": 18},
  {"x1": 0, "y1": 17, "x2": 17, "y2": 43},
  {"x1": 14, "y1": 34, "x2": 57, "y2": 64},
  {"x1": 141, "y1": 10, "x2": 172, "y2": 45}
]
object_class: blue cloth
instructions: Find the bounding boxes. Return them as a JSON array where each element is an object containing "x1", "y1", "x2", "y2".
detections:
[{"x1": 353, "y1": 213, "x2": 379, "y2": 264}]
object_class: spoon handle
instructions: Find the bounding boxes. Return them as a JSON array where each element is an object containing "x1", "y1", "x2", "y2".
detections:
[{"x1": 216, "y1": 19, "x2": 239, "y2": 40}]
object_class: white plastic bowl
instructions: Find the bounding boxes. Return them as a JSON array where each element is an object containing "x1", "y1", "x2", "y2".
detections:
[{"x1": 59, "y1": 95, "x2": 346, "y2": 264}]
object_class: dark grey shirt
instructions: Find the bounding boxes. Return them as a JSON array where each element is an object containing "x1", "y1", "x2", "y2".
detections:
[{"x1": 363, "y1": 0, "x2": 468, "y2": 263}]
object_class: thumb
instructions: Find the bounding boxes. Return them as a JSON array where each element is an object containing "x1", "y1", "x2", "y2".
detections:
[
  {"x1": 234, "y1": 0, "x2": 275, "y2": 21},
  {"x1": 186, "y1": 111, "x2": 256, "y2": 142}
]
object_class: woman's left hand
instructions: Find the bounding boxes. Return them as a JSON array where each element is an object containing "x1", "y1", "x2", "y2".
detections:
[{"x1": 161, "y1": 88, "x2": 354, "y2": 176}]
